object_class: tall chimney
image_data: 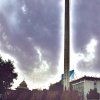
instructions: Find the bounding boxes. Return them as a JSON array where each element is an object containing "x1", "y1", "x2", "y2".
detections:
[{"x1": 63, "y1": 0, "x2": 69, "y2": 91}]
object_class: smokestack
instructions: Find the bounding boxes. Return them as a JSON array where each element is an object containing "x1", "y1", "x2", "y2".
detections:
[{"x1": 63, "y1": 0, "x2": 69, "y2": 91}]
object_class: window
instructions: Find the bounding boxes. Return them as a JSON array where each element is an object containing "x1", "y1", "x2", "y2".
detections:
[{"x1": 94, "y1": 81, "x2": 97, "y2": 89}]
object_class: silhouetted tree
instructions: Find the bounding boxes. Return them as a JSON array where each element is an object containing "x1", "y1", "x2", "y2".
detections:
[
  {"x1": 60, "y1": 90, "x2": 81, "y2": 100},
  {"x1": 87, "y1": 89, "x2": 100, "y2": 100},
  {"x1": 0, "y1": 56, "x2": 17, "y2": 94}
]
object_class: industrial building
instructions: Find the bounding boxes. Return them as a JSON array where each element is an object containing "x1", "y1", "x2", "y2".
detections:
[{"x1": 70, "y1": 76, "x2": 100, "y2": 100}]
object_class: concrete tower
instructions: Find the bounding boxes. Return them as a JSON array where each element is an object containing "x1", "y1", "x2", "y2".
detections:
[{"x1": 63, "y1": 0, "x2": 69, "y2": 91}]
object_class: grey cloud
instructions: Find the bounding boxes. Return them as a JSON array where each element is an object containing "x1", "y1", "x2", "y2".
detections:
[
  {"x1": 0, "y1": 0, "x2": 62, "y2": 84},
  {"x1": 72, "y1": 0, "x2": 100, "y2": 72}
]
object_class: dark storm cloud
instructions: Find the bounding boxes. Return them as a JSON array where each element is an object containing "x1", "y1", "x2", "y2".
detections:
[
  {"x1": 0, "y1": 0, "x2": 62, "y2": 83},
  {"x1": 72, "y1": 0, "x2": 100, "y2": 72}
]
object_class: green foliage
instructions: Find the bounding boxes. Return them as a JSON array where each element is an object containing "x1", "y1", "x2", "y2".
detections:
[{"x1": 0, "y1": 56, "x2": 18, "y2": 94}]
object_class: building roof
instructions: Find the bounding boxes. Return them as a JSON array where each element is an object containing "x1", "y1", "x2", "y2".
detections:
[
  {"x1": 19, "y1": 80, "x2": 27, "y2": 87},
  {"x1": 16, "y1": 80, "x2": 28, "y2": 89},
  {"x1": 70, "y1": 76, "x2": 100, "y2": 84}
]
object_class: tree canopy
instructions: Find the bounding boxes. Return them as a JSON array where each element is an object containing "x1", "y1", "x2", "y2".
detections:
[
  {"x1": 0, "y1": 56, "x2": 18, "y2": 94},
  {"x1": 87, "y1": 89, "x2": 100, "y2": 99}
]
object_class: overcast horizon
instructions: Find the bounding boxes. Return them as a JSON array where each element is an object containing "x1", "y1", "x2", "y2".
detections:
[
  {"x1": 0, "y1": 0, "x2": 100, "y2": 90},
  {"x1": 0, "y1": 0, "x2": 64, "y2": 89}
]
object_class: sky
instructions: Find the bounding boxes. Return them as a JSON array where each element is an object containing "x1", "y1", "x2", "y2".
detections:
[
  {"x1": 0, "y1": 0, "x2": 64, "y2": 89},
  {"x1": 1, "y1": 0, "x2": 100, "y2": 90},
  {"x1": 70, "y1": 0, "x2": 100, "y2": 78}
]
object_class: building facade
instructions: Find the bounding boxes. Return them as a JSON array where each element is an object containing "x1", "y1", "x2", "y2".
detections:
[{"x1": 70, "y1": 76, "x2": 100, "y2": 100}]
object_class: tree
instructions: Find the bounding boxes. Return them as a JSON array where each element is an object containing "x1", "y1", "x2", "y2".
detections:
[
  {"x1": 0, "y1": 56, "x2": 18, "y2": 94},
  {"x1": 87, "y1": 89, "x2": 100, "y2": 100},
  {"x1": 60, "y1": 90, "x2": 81, "y2": 100}
]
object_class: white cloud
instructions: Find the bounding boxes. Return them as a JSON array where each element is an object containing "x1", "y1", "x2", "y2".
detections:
[
  {"x1": 86, "y1": 39, "x2": 97, "y2": 53},
  {"x1": 21, "y1": 4, "x2": 27, "y2": 14},
  {"x1": 70, "y1": 38, "x2": 98, "y2": 78},
  {"x1": 80, "y1": 38, "x2": 97, "y2": 62}
]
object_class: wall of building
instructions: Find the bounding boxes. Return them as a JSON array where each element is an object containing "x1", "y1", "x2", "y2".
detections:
[
  {"x1": 84, "y1": 80, "x2": 100, "y2": 100},
  {"x1": 96, "y1": 81, "x2": 100, "y2": 93},
  {"x1": 71, "y1": 79, "x2": 100, "y2": 100},
  {"x1": 71, "y1": 81, "x2": 84, "y2": 100},
  {"x1": 84, "y1": 80, "x2": 94, "y2": 100}
]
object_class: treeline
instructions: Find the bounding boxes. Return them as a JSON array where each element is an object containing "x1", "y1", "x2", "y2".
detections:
[{"x1": 7, "y1": 89, "x2": 81, "y2": 100}]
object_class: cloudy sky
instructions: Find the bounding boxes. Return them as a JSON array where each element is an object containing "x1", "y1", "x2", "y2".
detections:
[
  {"x1": 0, "y1": 0, "x2": 64, "y2": 89},
  {"x1": 1, "y1": 0, "x2": 100, "y2": 90},
  {"x1": 70, "y1": 0, "x2": 100, "y2": 77}
]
